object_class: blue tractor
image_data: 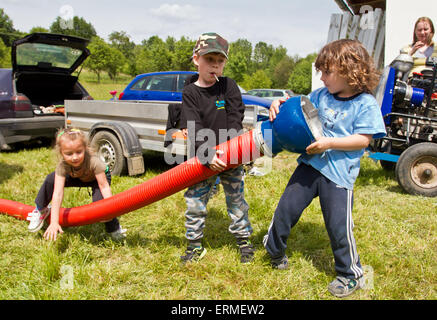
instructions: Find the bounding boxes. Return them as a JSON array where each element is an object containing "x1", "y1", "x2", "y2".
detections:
[{"x1": 370, "y1": 54, "x2": 437, "y2": 197}]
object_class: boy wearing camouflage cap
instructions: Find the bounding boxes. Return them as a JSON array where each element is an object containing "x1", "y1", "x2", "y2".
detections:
[{"x1": 179, "y1": 32, "x2": 254, "y2": 264}]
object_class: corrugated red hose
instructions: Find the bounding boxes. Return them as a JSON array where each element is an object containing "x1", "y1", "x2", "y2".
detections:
[{"x1": 0, "y1": 130, "x2": 261, "y2": 227}]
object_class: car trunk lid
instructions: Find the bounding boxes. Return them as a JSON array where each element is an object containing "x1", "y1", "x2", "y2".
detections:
[{"x1": 11, "y1": 33, "x2": 90, "y2": 75}]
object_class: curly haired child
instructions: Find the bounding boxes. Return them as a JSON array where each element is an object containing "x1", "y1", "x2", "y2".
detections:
[{"x1": 263, "y1": 39, "x2": 386, "y2": 297}]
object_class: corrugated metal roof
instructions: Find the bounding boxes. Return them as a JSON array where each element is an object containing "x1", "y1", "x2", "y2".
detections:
[{"x1": 335, "y1": 0, "x2": 386, "y2": 14}]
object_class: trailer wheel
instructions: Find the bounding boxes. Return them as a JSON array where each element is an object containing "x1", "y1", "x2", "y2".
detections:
[
  {"x1": 395, "y1": 142, "x2": 437, "y2": 197},
  {"x1": 91, "y1": 130, "x2": 127, "y2": 176}
]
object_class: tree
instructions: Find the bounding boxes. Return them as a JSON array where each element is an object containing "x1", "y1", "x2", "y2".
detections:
[
  {"x1": 0, "y1": 8, "x2": 18, "y2": 46},
  {"x1": 224, "y1": 50, "x2": 249, "y2": 83},
  {"x1": 225, "y1": 39, "x2": 252, "y2": 82},
  {"x1": 29, "y1": 27, "x2": 49, "y2": 34},
  {"x1": 253, "y1": 41, "x2": 274, "y2": 71},
  {"x1": 108, "y1": 31, "x2": 135, "y2": 75},
  {"x1": 0, "y1": 38, "x2": 11, "y2": 67},
  {"x1": 288, "y1": 53, "x2": 317, "y2": 94},
  {"x1": 240, "y1": 69, "x2": 272, "y2": 90},
  {"x1": 108, "y1": 31, "x2": 135, "y2": 59},
  {"x1": 271, "y1": 55, "x2": 296, "y2": 88},
  {"x1": 50, "y1": 16, "x2": 97, "y2": 40},
  {"x1": 84, "y1": 37, "x2": 111, "y2": 82},
  {"x1": 106, "y1": 47, "x2": 126, "y2": 81},
  {"x1": 136, "y1": 36, "x2": 172, "y2": 73},
  {"x1": 171, "y1": 36, "x2": 196, "y2": 71}
]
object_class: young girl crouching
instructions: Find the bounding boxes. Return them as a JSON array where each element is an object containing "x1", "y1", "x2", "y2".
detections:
[{"x1": 27, "y1": 128, "x2": 126, "y2": 241}]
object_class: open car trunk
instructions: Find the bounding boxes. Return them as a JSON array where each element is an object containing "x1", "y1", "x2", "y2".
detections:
[
  {"x1": 15, "y1": 72, "x2": 88, "y2": 107},
  {"x1": 11, "y1": 33, "x2": 91, "y2": 115}
]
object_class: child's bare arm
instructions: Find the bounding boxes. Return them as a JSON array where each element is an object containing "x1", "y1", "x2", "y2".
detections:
[
  {"x1": 43, "y1": 174, "x2": 65, "y2": 241},
  {"x1": 306, "y1": 134, "x2": 372, "y2": 154},
  {"x1": 96, "y1": 172, "x2": 112, "y2": 199}
]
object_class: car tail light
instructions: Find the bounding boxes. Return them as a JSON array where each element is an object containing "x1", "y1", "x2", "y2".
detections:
[
  {"x1": 119, "y1": 92, "x2": 124, "y2": 100},
  {"x1": 11, "y1": 94, "x2": 32, "y2": 112}
]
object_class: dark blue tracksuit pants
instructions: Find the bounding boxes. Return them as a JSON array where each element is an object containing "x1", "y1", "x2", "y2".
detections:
[{"x1": 263, "y1": 163, "x2": 363, "y2": 279}]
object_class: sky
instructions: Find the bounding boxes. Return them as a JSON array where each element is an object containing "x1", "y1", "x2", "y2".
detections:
[{"x1": 2, "y1": 0, "x2": 342, "y2": 57}]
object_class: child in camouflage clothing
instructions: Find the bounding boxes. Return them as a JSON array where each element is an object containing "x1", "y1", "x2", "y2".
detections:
[{"x1": 179, "y1": 32, "x2": 254, "y2": 264}]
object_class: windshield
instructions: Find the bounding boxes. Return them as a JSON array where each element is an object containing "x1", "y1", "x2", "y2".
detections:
[{"x1": 15, "y1": 43, "x2": 84, "y2": 69}]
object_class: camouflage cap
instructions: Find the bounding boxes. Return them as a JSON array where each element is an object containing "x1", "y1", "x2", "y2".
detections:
[{"x1": 193, "y1": 32, "x2": 229, "y2": 59}]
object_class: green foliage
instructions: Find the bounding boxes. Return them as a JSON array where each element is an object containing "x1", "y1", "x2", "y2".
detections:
[
  {"x1": 253, "y1": 41, "x2": 274, "y2": 71},
  {"x1": 288, "y1": 53, "x2": 317, "y2": 94},
  {"x1": 106, "y1": 47, "x2": 126, "y2": 81},
  {"x1": 0, "y1": 8, "x2": 17, "y2": 46},
  {"x1": 241, "y1": 69, "x2": 272, "y2": 90},
  {"x1": 85, "y1": 37, "x2": 125, "y2": 82},
  {"x1": 271, "y1": 55, "x2": 296, "y2": 88},
  {"x1": 29, "y1": 27, "x2": 49, "y2": 34},
  {"x1": 0, "y1": 38, "x2": 11, "y2": 67},
  {"x1": 135, "y1": 36, "x2": 172, "y2": 74},
  {"x1": 108, "y1": 31, "x2": 136, "y2": 76},
  {"x1": 170, "y1": 36, "x2": 196, "y2": 71},
  {"x1": 225, "y1": 51, "x2": 249, "y2": 83},
  {"x1": 50, "y1": 16, "x2": 97, "y2": 40}
]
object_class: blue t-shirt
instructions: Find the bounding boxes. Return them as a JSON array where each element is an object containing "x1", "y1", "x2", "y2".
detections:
[{"x1": 298, "y1": 87, "x2": 386, "y2": 190}]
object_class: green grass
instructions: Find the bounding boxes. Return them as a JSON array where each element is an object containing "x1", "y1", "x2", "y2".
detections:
[
  {"x1": 77, "y1": 69, "x2": 132, "y2": 100},
  {"x1": 0, "y1": 145, "x2": 435, "y2": 300}
]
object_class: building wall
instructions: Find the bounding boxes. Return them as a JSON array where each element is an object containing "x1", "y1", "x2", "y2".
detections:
[
  {"x1": 385, "y1": 0, "x2": 437, "y2": 64},
  {"x1": 313, "y1": 0, "x2": 437, "y2": 91}
]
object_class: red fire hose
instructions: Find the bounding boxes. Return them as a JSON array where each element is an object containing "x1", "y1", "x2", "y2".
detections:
[{"x1": 0, "y1": 130, "x2": 261, "y2": 227}]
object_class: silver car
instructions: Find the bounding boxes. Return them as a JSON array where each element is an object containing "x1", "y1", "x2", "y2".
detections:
[{"x1": 246, "y1": 88, "x2": 294, "y2": 100}]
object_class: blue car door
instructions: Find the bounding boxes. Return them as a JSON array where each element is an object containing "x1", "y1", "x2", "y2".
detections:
[{"x1": 140, "y1": 74, "x2": 177, "y2": 101}]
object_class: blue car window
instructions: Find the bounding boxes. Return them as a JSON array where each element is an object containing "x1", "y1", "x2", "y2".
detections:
[
  {"x1": 146, "y1": 75, "x2": 175, "y2": 91},
  {"x1": 131, "y1": 77, "x2": 150, "y2": 90},
  {"x1": 177, "y1": 74, "x2": 191, "y2": 92}
]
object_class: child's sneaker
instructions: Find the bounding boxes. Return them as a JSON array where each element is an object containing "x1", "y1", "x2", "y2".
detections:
[
  {"x1": 271, "y1": 255, "x2": 289, "y2": 270},
  {"x1": 328, "y1": 276, "x2": 364, "y2": 298},
  {"x1": 237, "y1": 239, "x2": 255, "y2": 263},
  {"x1": 27, "y1": 206, "x2": 51, "y2": 232},
  {"x1": 109, "y1": 226, "x2": 127, "y2": 241},
  {"x1": 180, "y1": 245, "x2": 207, "y2": 263}
]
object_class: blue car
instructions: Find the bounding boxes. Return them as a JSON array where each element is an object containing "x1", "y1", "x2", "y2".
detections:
[{"x1": 119, "y1": 71, "x2": 272, "y2": 109}]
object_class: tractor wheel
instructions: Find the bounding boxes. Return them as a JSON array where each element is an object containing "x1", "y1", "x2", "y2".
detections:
[
  {"x1": 395, "y1": 142, "x2": 437, "y2": 197},
  {"x1": 90, "y1": 130, "x2": 127, "y2": 176}
]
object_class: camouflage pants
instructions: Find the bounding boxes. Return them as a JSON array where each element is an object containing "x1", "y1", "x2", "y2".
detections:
[{"x1": 184, "y1": 166, "x2": 253, "y2": 241}]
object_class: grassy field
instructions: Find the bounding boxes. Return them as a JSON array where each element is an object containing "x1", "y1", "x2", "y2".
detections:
[
  {"x1": 0, "y1": 78, "x2": 435, "y2": 300},
  {"x1": 77, "y1": 69, "x2": 132, "y2": 100}
]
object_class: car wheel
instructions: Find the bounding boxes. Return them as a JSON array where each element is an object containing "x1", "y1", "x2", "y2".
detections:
[
  {"x1": 91, "y1": 130, "x2": 127, "y2": 176},
  {"x1": 395, "y1": 142, "x2": 437, "y2": 197}
]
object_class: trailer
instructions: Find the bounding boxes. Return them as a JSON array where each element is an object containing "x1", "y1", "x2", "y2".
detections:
[{"x1": 64, "y1": 99, "x2": 268, "y2": 176}]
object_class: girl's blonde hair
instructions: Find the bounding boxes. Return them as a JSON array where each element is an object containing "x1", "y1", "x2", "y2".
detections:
[
  {"x1": 412, "y1": 17, "x2": 435, "y2": 45},
  {"x1": 55, "y1": 127, "x2": 90, "y2": 156},
  {"x1": 315, "y1": 39, "x2": 380, "y2": 94}
]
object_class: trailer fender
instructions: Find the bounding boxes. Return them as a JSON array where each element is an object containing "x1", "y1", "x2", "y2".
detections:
[{"x1": 89, "y1": 121, "x2": 144, "y2": 176}]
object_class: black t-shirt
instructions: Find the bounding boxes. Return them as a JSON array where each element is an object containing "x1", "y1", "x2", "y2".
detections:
[{"x1": 180, "y1": 76, "x2": 245, "y2": 164}]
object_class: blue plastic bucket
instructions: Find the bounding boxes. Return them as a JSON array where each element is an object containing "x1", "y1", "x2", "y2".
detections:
[{"x1": 260, "y1": 96, "x2": 322, "y2": 154}]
